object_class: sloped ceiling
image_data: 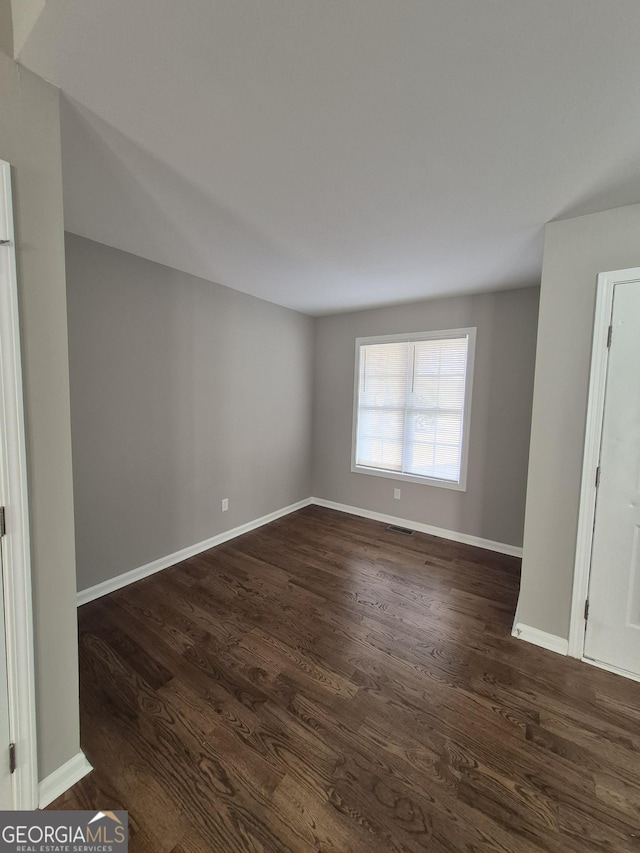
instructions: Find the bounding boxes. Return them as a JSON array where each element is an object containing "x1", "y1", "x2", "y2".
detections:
[{"x1": 16, "y1": 0, "x2": 640, "y2": 314}]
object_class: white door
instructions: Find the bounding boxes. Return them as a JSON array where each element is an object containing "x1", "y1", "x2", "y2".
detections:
[{"x1": 584, "y1": 280, "x2": 640, "y2": 677}]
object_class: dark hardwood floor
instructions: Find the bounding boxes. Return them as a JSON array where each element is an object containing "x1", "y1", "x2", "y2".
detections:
[{"x1": 51, "y1": 506, "x2": 640, "y2": 852}]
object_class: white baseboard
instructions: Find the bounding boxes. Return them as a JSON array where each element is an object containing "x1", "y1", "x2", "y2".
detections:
[
  {"x1": 39, "y1": 751, "x2": 92, "y2": 808},
  {"x1": 581, "y1": 656, "x2": 640, "y2": 684},
  {"x1": 511, "y1": 622, "x2": 569, "y2": 656},
  {"x1": 310, "y1": 498, "x2": 523, "y2": 558},
  {"x1": 77, "y1": 498, "x2": 313, "y2": 606},
  {"x1": 77, "y1": 495, "x2": 522, "y2": 608}
]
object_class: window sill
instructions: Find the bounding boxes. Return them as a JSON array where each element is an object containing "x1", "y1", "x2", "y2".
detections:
[{"x1": 351, "y1": 464, "x2": 467, "y2": 492}]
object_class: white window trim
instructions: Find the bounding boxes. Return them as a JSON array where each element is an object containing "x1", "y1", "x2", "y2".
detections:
[{"x1": 351, "y1": 327, "x2": 476, "y2": 491}]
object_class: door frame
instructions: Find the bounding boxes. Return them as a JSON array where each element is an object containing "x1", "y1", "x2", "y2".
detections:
[
  {"x1": 0, "y1": 160, "x2": 38, "y2": 809},
  {"x1": 569, "y1": 266, "x2": 640, "y2": 680}
]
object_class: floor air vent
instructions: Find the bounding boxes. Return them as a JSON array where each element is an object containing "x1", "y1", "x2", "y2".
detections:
[{"x1": 387, "y1": 524, "x2": 414, "y2": 535}]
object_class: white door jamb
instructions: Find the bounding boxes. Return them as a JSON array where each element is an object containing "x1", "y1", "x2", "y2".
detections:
[{"x1": 0, "y1": 161, "x2": 38, "y2": 809}]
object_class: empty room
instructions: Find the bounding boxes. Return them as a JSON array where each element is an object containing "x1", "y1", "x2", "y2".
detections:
[{"x1": 0, "y1": 1, "x2": 640, "y2": 851}]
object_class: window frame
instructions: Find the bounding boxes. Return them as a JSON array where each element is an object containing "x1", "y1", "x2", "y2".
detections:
[{"x1": 351, "y1": 327, "x2": 476, "y2": 491}]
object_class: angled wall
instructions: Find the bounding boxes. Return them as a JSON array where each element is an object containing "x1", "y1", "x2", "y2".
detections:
[{"x1": 9, "y1": 0, "x2": 47, "y2": 57}]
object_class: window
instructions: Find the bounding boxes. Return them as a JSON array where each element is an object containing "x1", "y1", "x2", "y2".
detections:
[{"x1": 352, "y1": 328, "x2": 476, "y2": 490}]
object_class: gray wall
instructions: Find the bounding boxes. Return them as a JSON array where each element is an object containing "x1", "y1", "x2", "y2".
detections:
[
  {"x1": 0, "y1": 41, "x2": 81, "y2": 778},
  {"x1": 312, "y1": 287, "x2": 539, "y2": 548},
  {"x1": 9, "y1": 0, "x2": 45, "y2": 56},
  {"x1": 518, "y1": 203, "x2": 640, "y2": 639},
  {"x1": 65, "y1": 234, "x2": 314, "y2": 592}
]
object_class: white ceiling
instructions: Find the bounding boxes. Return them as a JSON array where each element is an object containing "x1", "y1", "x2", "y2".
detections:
[{"x1": 16, "y1": 0, "x2": 640, "y2": 315}]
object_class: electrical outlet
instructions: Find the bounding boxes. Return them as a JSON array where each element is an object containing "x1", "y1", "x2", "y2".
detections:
[
  {"x1": 394, "y1": 488, "x2": 401, "y2": 500},
  {"x1": 221, "y1": 498, "x2": 229, "y2": 512}
]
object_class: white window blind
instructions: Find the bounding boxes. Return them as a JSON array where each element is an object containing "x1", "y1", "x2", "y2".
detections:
[{"x1": 353, "y1": 329, "x2": 475, "y2": 488}]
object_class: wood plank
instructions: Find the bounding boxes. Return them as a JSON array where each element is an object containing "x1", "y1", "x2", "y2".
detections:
[{"x1": 51, "y1": 506, "x2": 640, "y2": 852}]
